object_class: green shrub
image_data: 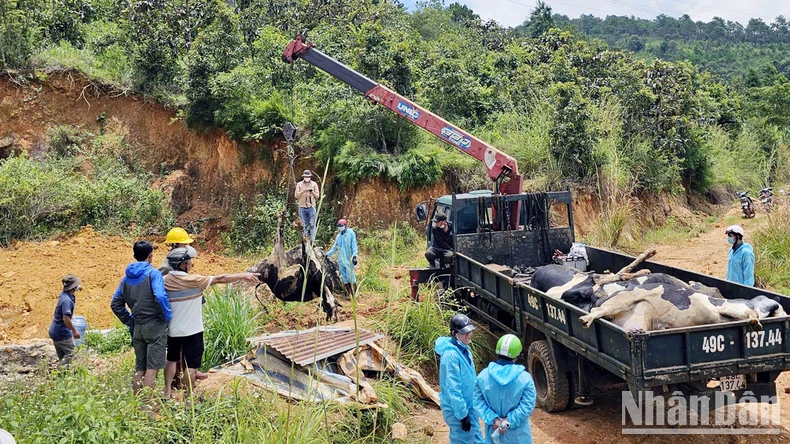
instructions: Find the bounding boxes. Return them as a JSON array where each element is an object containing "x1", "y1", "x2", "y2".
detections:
[
  {"x1": 84, "y1": 325, "x2": 131, "y2": 355},
  {"x1": 384, "y1": 290, "x2": 458, "y2": 366},
  {"x1": 389, "y1": 148, "x2": 443, "y2": 190},
  {"x1": 48, "y1": 124, "x2": 87, "y2": 157},
  {"x1": 213, "y1": 86, "x2": 289, "y2": 142},
  {"x1": 226, "y1": 191, "x2": 299, "y2": 254},
  {"x1": 754, "y1": 195, "x2": 790, "y2": 292},
  {"x1": 202, "y1": 285, "x2": 259, "y2": 370},
  {"x1": 0, "y1": 150, "x2": 171, "y2": 245},
  {"x1": 334, "y1": 142, "x2": 390, "y2": 184}
]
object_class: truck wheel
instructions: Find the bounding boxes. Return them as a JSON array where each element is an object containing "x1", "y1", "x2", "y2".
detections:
[{"x1": 528, "y1": 340, "x2": 570, "y2": 412}]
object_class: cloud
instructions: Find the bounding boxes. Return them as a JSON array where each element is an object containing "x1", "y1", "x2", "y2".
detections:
[{"x1": 401, "y1": 0, "x2": 789, "y2": 28}]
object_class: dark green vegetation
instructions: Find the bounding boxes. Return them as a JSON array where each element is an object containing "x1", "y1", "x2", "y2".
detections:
[
  {"x1": 0, "y1": 355, "x2": 416, "y2": 443},
  {"x1": 3, "y1": 0, "x2": 790, "y2": 203},
  {"x1": 0, "y1": 124, "x2": 172, "y2": 245},
  {"x1": 545, "y1": 12, "x2": 790, "y2": 80}
]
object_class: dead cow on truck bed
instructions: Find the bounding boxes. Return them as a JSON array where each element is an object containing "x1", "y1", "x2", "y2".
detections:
[
  {"x1": 579, "y1": 283, "x2": 786, "y2": 332},
  {"x1": 250, "y1": 212, "x2": 342, "y2": 321}
]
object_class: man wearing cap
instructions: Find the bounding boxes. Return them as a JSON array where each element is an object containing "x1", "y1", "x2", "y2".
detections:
[
  {"x1": 162, "y1": 245, "x2": 259, "y2": 399},
  {"x1": 326, "y1": 218, "x2": 359, "y2": 296},
  {"x1": 111, "y1": 240, "x2": 172, "y2": 394},
  {"x1": 295, "y1": 170, "x2": 320, "y2": 242},
  {"x1": 158, "y1": 227, "x2": 195, "y2": 276},
  {"x1": 425, "y1": 214, "x2": 454, "y2": 269},
  {"x1": 157, "y1": 227, "x2": 207, "y2": 388},
  {"x1": 48, "y1": 274, "x2": 83, "y2": 368},
  {"x1": 725, "y1": 225, "x2": 755, "y2": 286},
  {"x1": 434, "y1": 313, "x2": 484, "y2": 443},
  {"x1": 474, "y1": 334, "x2": 536, "y2": 444}
]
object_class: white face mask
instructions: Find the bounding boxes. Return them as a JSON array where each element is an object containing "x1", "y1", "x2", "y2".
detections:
[{"x1": 303, "y1": 177, "x2": 310, "y2": 183}]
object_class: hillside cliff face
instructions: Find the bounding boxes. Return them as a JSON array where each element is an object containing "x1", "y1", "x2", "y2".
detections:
[{"x1": 0, "y1": 71, "x2": 449, "y2": 231}]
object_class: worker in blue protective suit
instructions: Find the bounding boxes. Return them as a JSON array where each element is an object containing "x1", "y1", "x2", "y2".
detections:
[
  {"x1": 326, "y1": 218, "x2": 358, "y2": 296},
  {"x1": 474, "y1": 334, "x2": 536, "y2": 444},
  {"x1": 725, "y1": 225, "x2": 754, "y2": 286},
  {"x1": 434, "y1": 313, "x2": 484, "y2": 444}
]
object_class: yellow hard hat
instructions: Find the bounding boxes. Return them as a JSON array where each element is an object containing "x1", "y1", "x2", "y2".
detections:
[{"x1": 165, "y1": 227, "x2": 194, "y2": 245}]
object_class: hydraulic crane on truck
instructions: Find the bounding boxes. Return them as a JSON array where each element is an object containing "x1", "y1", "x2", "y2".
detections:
[{"x1": 282, "y1": 34, "x2": 524, "y2": 229}]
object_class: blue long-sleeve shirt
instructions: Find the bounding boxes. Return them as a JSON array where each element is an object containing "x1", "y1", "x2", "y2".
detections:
[{"x1": 111, "y1": 261, "x2": 171, "y2": 325}]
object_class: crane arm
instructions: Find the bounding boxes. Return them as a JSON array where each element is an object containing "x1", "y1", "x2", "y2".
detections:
[{"x1": 283, "y1": 39, "x2": 524, "y2": 196}]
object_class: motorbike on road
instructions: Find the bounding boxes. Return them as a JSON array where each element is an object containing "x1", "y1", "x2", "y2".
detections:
[
  {"x1": 759, "y1": 187, "x2": 774, "y2": 212},
  {"x1": 738, "y1": 191, "x2": 756, "y2": 218}
]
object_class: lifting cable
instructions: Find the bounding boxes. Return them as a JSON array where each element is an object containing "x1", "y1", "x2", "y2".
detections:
[{"x1": 282, "y1": 65, "x2": 299, "y2": 213}]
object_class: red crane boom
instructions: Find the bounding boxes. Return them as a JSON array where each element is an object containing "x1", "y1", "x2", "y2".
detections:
[{"x1": 283, "y1": 36, "x2": 523, "y2": 225}]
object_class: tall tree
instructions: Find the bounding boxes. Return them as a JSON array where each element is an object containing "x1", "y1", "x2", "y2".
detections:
[{"x1": 527, "y1": 0, "x2": 554, "y2": 38}]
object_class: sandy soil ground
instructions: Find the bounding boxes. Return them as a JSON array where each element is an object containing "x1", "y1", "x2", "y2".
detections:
[{"x1": 0, "y1": 227, "x2": 254, "y2": 342}]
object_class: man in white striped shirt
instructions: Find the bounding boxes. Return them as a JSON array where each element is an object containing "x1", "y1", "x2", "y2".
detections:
[{"x1": 162, "y1": 246, "x2": 259, "y2": 399}]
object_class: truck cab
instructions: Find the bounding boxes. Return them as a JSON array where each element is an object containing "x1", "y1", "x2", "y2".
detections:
[{"x1": 416, "y1": 190, "x2": 493, "y2": 245}]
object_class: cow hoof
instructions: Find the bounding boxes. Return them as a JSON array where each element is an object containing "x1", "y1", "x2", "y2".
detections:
[
  {"x1": 578, "y1": 316, "x2": 592, "y2": 328},
  {"x1": 749, "y1": 318, "x2": 763, "y2": 331}
]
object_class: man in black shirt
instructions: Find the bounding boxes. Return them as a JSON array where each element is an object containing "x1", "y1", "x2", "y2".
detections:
[{"x1": 425, "y1": 214, "x2": 454, "y2": 269}]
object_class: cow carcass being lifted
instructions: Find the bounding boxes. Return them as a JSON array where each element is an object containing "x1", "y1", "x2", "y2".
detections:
[{"x1": 250, "y1": 211, "x2": 341, "y2": 321}]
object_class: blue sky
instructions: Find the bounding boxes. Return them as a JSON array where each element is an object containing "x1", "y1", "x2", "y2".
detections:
[{"x1": 399, "y1": 0, "x2": 789, "y2": 28}]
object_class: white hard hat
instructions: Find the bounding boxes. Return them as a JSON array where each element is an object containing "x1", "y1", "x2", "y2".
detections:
[
  {"x1": 0, "y1": 429, "x2": 16, "y2": 444},
  {"x1": 725, "y1": 225, "x2": 745, "y2": 237}
]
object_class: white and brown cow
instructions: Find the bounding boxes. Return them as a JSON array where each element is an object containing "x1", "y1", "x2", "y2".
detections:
[{"x1": 578, "y1": 283, "x2": 786, "y2": 332}]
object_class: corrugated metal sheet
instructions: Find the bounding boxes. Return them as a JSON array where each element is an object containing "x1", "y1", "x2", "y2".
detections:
[{"x1": 249, "y1": 327, "x2": 383, "y2": 367}]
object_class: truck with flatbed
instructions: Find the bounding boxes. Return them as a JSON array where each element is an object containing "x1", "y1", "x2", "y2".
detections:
[
  {"x1": 432, "y1": 190, "x2": 790, "y2": 411},
  {"x1": 283, "y1": 36, "x2": 790, "y2": 413}
]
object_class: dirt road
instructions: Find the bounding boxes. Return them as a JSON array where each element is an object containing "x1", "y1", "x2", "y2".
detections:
[{"x1": 649, "y1": 205, "x2": 766, "y2": 278}]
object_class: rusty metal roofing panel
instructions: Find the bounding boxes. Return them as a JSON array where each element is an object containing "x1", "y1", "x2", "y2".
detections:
[{"x1": 249, "y1": 327, "x2": 383, "y2": 367}]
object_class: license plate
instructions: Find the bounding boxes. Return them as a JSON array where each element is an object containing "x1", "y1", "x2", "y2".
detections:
[{"x1": 720, "y1": 375, "x2": 746, "y2": 392}]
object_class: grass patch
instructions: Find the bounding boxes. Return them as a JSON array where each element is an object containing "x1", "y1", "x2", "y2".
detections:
[
  {"x1": 202, "y1": 285, "x2": 259, "y2": 370},
  {"x1": 754, "y1": 195, "x2": 790, "y2": 292},
  {"x1": 331, "y1": 379, "x2": 415, "y2": 443},
  {"x1": 381, "y1": 287, "x2": 458, "y2": 367},
  {"x1": 83, "y1": 324, "x2": 131, "y2": 355},
  {"x1": 637, "y1": 215, "x2": 716, "y2": 247},
  {"x1": 0, "y1": 359, "x2": 343, "y2": 443},
  {"x1": 357, "y1": 223, "x2": 424, "y2": 267},
  {"x1": 31, "y1": 40, "x2": 133, "y2": 89}
]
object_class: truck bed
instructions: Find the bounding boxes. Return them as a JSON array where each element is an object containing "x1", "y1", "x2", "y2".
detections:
[{"x1": 457, "y1": 246, "x2": 790, "y2": 392}]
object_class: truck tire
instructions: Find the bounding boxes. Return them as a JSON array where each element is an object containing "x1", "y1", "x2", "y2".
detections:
[{"x1": 528, "y1": 340, "x2": 570, "y2": 412}]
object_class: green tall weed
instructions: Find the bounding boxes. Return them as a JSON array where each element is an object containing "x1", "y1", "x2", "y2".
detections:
[
  {"x1": 202, "y1": 285, "x2": 259, "y2": 370},
  {"x1": 754, "y1": 194, "x2": 790, "y2": 292}
]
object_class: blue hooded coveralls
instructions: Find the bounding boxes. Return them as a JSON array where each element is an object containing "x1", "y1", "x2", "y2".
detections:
[
  {"x1": 327, "y1": 228, "x2": 358, "y2": 284},
  {"x1": 474, "y1": 359, "x2": 537, "y2": 444},
  {"x1": 726, "y1": 242, "x2": 755, "y2": 286},
  {"x1": 435, "y1": 337, "x2": 484, "y2": 444}
]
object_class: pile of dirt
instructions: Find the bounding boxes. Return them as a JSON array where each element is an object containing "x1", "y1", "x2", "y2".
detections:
[{"x1": 0, "y1": 227, "x2": 255, "y2": 343}]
